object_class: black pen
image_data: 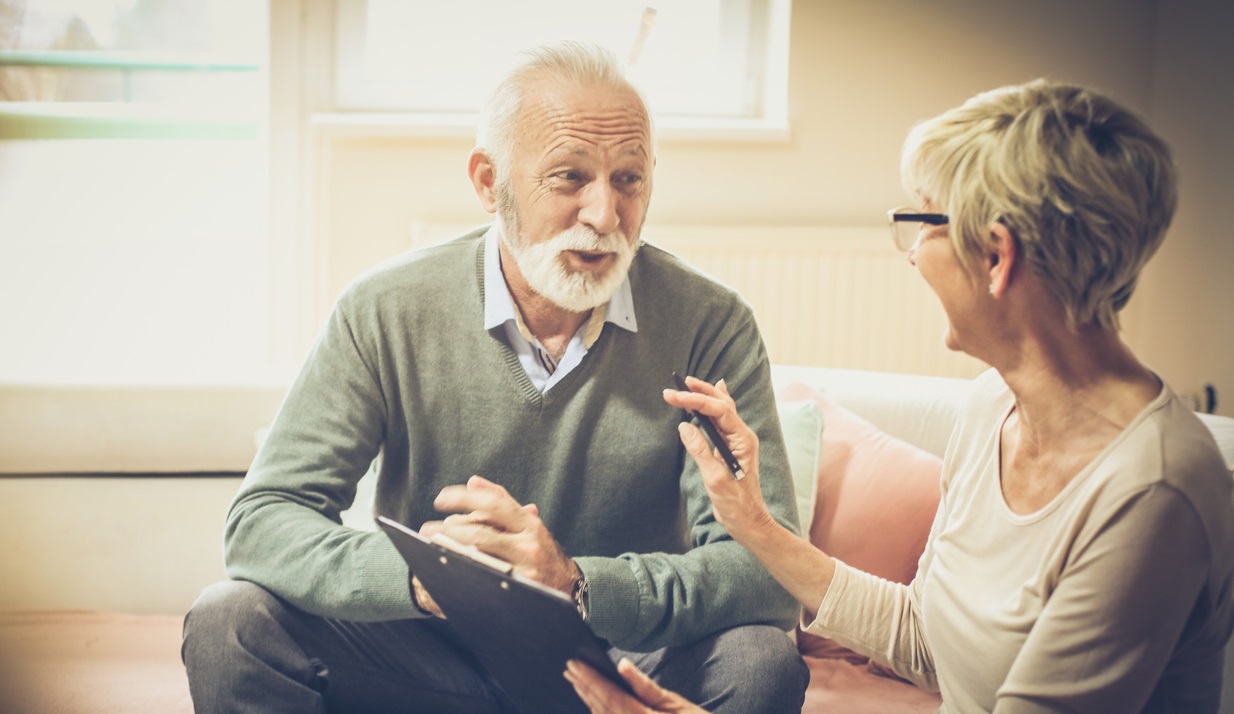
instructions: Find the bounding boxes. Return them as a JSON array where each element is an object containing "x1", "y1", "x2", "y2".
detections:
[{"x1": 672, "y1": 372, "x2": 745, "y2": 480}]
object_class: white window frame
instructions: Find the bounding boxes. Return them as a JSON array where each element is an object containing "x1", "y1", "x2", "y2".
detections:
[{"x1": 312, "y1": 0, "x2": 792, "y2": 142}]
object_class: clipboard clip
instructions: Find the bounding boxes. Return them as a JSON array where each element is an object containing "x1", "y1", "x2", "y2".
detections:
[{"x1": 430, "y1": 533, "x2": 514, "y2": 574}]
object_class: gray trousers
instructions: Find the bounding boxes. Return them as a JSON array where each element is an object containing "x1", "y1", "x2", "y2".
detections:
[{"x1": 182, "y1": 580, "x2": 808, "y2": 713}]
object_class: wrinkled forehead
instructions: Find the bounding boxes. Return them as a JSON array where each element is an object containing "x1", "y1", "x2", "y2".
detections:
[{"x1": 517, "y1": 79, "x2": 652, "y2": 161}]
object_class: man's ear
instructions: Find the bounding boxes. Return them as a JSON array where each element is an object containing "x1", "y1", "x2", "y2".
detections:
[
  {"x1": 468, "y1": 148, "x2": 498, "y2": 214},
  {"x1": 987, "y1": 222, "x2": 1017, "y2": 298}
]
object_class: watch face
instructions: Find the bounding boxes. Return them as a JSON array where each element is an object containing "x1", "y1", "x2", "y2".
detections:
[{"x1": 572, "y1": 575, "x2": 589, "y2": 620}]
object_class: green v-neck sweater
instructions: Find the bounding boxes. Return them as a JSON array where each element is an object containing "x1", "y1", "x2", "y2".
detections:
[{"x1": 224, "y1": 226, "x2": 800, "y2": 651}]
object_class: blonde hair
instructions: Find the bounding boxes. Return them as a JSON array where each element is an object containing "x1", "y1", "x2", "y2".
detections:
[{"x1": 901, "y1": 79, "x2": 1177, "y2": 330}]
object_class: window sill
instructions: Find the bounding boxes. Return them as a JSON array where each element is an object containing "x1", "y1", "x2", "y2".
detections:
[
  {"x1": 0, "y1": 103, "x2": 259, "y2": 140},
  {"x1": 309, "y1": 112, "x2": 792, "y2": 143}
]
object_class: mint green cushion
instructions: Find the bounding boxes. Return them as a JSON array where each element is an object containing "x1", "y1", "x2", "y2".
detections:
[{"x1": 778, "y1": 399, "x2": 824, "y2": 530}]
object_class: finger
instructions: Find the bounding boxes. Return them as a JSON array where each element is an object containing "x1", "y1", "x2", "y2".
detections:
[
  {"x1": 616, "y1": 658, "x2": 670, "y2": 703},
  {"x1": 565, "y1": 659, "x2": 632, "y2": 713},
  {"x1": 662, "y1": 391, "x2": 734, "y2": 429},
  {"x1": 439, "y1": 511, "x2": 501, "y2": 531},
  {"x1": 678, "y1": 422, "x2": 726, "y2": 476},
  {"x1": 432, "y1": 519, "x2": 509, "y2": 548},
  {"x1": 672, "y1": 386, "x2": 748, "y2": 440},
  {"x1": 466, "y1": 474, "x2": 502, "y2": 492},
  {"x1": 663, "y1": 377, "x2": 736, "y2": 418},
  {"x1": 434, "y1": 479, "x2": 531, "y2": 528}
]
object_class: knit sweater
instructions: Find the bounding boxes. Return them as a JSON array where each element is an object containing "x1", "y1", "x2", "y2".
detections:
[{"x1": 224, "y1": 226, "x2": 800, "y2": 652}]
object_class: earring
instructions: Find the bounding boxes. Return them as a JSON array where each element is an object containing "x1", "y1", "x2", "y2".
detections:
[{"x1": 988, "y1": 284, "x2": 996, "y2": 295}]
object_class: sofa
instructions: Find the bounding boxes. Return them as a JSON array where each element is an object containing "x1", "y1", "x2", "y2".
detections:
[{"x1": 2, "y1": 365, "x2": 1231, "y2": 713}]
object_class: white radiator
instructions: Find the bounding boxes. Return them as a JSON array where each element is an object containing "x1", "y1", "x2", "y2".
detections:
[{"x1": 409, "y1": 223, "x2": 986, "y2": 380}]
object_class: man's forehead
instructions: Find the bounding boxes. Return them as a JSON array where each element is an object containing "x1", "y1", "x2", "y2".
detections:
[
  {"x1": 522, "y1": 81, "x2": 649, "y2": 137},
  {"x1": 545, "y1": 134, "x2": 651, "y2": 161}
]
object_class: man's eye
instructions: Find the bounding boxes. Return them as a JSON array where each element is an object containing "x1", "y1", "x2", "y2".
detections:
[
  {"x1": 556, "y1": 171, "x2": 582, "y2": 182},
  {"x1": 615, "y1": 173, "x2": 643, "y2": 189}
]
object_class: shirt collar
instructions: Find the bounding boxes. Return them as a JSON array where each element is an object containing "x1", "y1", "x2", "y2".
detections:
[{"x1": 483, "y1": 226, "x2": 637, "y2": 344}]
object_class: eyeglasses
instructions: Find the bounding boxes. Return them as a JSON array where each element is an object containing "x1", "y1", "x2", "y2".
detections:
[{"x1": 887, "y1": 208, "x2": 949, "y2": 251}]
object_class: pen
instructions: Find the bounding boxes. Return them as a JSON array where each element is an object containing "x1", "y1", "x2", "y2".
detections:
[{"x1": 672, "y1": 372, "x2": 745, "y2": 480}]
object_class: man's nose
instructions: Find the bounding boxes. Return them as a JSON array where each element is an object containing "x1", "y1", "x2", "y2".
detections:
[{"x1": 577, "y1": 181, "x2": 621, "y2": 235}]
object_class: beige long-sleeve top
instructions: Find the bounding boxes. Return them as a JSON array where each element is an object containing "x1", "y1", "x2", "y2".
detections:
[{"x1": 804, "y1": 369, "x2": 1234, "y2": 713}]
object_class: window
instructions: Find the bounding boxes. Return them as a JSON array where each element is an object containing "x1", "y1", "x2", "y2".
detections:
[
  {"x1": 327, "y1": 0, "x2": 791, "y2": 135},
  {"x1": 0, "y1": 0, "x2": 272, "y2": 386}
]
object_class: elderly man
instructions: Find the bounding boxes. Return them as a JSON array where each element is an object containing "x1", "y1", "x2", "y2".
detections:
[{"x1": 182, "y1": 41, "x2": 807, "y2": 713}]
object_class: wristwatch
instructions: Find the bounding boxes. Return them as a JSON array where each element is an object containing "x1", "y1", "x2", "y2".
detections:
[{"x1": 571, "y1": 571, "x2": 590, "y2": 622}]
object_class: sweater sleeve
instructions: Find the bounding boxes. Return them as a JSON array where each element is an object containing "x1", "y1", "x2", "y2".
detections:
[
  {"x1": 802, "y1": 508, "x2": 943, "y2": 691},
  {"x1": 223, "y1": 300, "x2": 423, "y2": 622},
  {"x1": 577, "y1": 304, "x2": 803, "y2": 651}
]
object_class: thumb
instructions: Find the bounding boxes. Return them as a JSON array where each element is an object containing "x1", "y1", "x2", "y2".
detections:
[{"x1": 677, "y1": 422, "x2": 708, "y2": 457}]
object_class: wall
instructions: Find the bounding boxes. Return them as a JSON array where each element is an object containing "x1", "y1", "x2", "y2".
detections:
[
  {"x1": 1139, "y1": 0, "x2": 1234, "y2": 415},
  {"x1": 5, "y1": 0, "x2": 1232, "y2": 616}
]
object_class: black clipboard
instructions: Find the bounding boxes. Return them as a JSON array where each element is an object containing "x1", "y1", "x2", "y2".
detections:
[{"x1": 377, "y1": 515, "x2": 632, "y2": 713}]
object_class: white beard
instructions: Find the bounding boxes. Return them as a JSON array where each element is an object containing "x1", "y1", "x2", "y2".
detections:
[{"x1": 499, "y1": 210, "x2": 638, "y2": 314}]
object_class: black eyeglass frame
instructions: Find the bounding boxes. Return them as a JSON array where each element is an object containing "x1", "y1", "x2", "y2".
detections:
[{"x1": 887, "y1": 208, "x2": 949, "y2": 251}]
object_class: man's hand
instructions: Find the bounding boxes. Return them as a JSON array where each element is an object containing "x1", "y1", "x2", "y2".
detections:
[
  {"x1": 565, "y1": 658, "x2": 708, "y2": 714},
  {"x1": 411, "y1": 575, "x2": 444, "y2": 618},
  {"x1": 421, "y1": 475, "x2": 579, "y2": 594}
]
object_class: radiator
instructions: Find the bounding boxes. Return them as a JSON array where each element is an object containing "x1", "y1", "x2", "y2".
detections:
[{"x1": 408, "y1": 223, "x2": 987, "y2": 380}]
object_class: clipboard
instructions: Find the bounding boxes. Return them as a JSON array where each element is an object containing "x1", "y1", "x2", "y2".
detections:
[{"x1": 377, "y1": 515, "x2": 632, "y2": 713}]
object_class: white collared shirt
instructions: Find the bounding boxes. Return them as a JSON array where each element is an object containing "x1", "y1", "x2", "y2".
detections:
[{"x1": 482, "y1": 228, "x2": 637, "y2": 392}]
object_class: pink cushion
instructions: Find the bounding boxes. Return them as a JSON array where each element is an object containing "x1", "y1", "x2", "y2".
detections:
[
  {"x1": 778, "y1": 383, "x2": 942, "y2": 659},
  {"x1": 800, "y1": 657, "x2": 945, "y2": 714}
]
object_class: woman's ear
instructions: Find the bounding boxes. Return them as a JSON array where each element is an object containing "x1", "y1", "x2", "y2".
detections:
[
  {"x1": 986, "y1": 222, "x2": 1017, "y2": 298},
  {"x1": 468, "y1": 149, "x2": 498, "y2": 214}
]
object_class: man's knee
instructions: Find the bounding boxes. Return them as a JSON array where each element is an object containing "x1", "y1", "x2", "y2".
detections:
[
  {"x1": 711, "y1": 625, "x2": 808, "y2": 712},
  {"x1": 182, "y1": 580, "x2": 285, "y2": 662}
]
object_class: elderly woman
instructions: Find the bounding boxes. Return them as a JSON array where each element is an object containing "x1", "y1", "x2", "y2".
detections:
[{"x1": 566, "y1": 79, "x2": 1234, "y2": 713}]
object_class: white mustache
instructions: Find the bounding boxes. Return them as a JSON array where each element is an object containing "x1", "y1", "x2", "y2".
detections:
[{"x1": 550, "y1": 225, "x2": 628, "y2": 254}]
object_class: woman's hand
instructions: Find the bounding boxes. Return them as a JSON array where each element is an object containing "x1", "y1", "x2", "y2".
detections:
[
  {"x1": 665, "y1": 375, "x2": 840, "y2": 622},
  {"x1": 565, "y1": 658, "x2": 708, "y2": 714},
  {"x1": 663, "y1": 376, "x2": 779, "y2": 541}
]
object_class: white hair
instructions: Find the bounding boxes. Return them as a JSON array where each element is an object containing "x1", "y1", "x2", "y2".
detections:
[{"x1": 476, "y1": 40, "x2": 654, "y2": 185}]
